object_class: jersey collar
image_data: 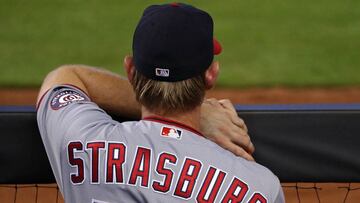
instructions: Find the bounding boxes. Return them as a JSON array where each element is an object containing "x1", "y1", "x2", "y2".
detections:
[{"x1": 143, "y1": 116, "x2": 204, "y2": 137}]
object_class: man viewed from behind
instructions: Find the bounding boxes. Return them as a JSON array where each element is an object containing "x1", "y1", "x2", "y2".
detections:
[{"x1": 37, "y1": 3, "x2": 284, "y2": 202}]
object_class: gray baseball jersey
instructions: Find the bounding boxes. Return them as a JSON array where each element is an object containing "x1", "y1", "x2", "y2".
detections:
[{"x1": 37, "y1": 85, "x2": 284, "y2": 203}]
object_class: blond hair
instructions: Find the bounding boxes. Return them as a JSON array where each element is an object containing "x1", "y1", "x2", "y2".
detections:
[{"x1": 131, "y1": 70, "x2": 206, "y2": 115}]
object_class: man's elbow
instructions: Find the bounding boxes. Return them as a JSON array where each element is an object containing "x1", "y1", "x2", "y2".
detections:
[
  {"x1": 37, "y1": 65, "x2": 88, "y2": 102},
  {"x1": 51, "y1": 64, "x2": 83, "y2": 75}
]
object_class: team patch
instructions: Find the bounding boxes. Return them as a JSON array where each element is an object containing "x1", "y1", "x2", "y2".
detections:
[
  {"x1": 50, "y1": 89, "x2": 88, "y2": 110},
  {"x1": 161, "y1": 126, "x2": 182, "y2": 140}
]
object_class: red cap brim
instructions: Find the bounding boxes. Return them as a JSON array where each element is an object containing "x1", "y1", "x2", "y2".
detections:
[{"x1": 213, "y1": 38, "x2": 222, "y2": 55}]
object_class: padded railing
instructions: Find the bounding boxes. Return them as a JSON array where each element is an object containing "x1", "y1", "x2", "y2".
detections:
[{"x1": 1, "y1": 104, "x2": 360, "y2": 184}]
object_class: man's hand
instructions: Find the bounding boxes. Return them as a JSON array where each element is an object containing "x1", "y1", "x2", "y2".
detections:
[{"x1": 200, "y1": 98, "x2": 255, "y2": 161}]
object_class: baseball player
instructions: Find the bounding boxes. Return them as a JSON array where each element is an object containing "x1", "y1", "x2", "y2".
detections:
[{"x1": 37, "y1": 3, "x2": 284, "y2": 203}]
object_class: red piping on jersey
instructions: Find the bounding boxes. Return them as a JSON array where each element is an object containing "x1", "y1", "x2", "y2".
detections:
[
  {"x1": 143, "y1": 116, "x2": 204, "y2": 137},
  {"x1": 36, "y1": 88, "x2": 50, "y2": 110},
  {"x1": 63, "y1": 84, "x2": 90, "y2": 98},
  {"x1": 35, "y1": 84, "x2": 90, "y2": 111}
]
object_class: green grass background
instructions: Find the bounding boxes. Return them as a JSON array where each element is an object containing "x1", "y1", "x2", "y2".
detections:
[{"x1": 0, "y1": 0, "x2": 359, "y2": 87}]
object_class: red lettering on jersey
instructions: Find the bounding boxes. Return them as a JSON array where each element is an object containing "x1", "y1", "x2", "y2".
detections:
[
  {"x1": 86, "y1": 142, "x2": 105, "y2": 183},
  {"x1": 152, "y1": 152, "x2": 177, "y2": 193},
  {"x1": 68, "y1": 141, "x2": 84, "y2": 184},
  {"x1": 249, "y1": 193, "x2": 267, "y2": 203},
  {"x1": 197, "y1": 167, "x2": 226, "y2": 202},
  {"x1": 128, "y1": 147, "x2": 151, "y2": 187},
  {"x1": 106, "y1": 143, "x2": 126, "y2": 183},
  {"x1": 174, "y1": 158, "x2": 202, "y2": 199},
  {"x1": 221, "y1": 177, "x2": 249, "y2": 203}
]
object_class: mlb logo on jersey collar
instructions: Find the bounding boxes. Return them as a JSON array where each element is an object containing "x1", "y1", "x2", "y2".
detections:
[{"x1": 161, "y1": 126, "x2": 182, "y2": 140}]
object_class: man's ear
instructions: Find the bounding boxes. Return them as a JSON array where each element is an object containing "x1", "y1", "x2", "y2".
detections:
[
  {"x1": 205, "y1": 61, "x2": 219, "y2": 89},
  {"x1": 124, "y1": 55, "x2": 135, "y2": 82}
]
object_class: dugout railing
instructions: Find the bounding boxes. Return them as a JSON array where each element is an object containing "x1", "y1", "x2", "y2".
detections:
[{"x1": 1, "y1": 105, "x2": 360, "y2": 202}]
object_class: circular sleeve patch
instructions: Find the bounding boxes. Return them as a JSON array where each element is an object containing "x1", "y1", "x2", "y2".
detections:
[{"x1": 50, "y1": 89, "x2": 89, "y2": 110}]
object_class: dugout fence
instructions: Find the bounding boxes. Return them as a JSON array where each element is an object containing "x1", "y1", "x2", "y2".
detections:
[{"x1": 1, "y1": 105, "x2": 360, "y2": 202}]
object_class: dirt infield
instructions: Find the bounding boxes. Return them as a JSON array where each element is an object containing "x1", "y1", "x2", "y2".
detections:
[{"x1": 1, "y1": 87, "x2": 360, "y2": 105}]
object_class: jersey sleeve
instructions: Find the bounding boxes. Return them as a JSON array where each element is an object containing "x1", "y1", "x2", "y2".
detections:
[
  {"x1": 36, "y1": 85, "x2": 115, "y2": 192},
  {"x1": 274, "y1": 183, "x2": 285, "y2": 203}
]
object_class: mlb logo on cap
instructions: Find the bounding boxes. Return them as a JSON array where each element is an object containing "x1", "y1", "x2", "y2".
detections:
[
  {"x1": 161, "y1": 126, "x2": 182, "y2": 140},
  {"x1": 155, "y1": 68, "x2": 170, "y2": 77}
]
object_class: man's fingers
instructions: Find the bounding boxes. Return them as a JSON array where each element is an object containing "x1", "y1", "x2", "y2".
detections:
[
  {"x1": 219, "y1": 100, "x2": 248, "y2": 132},
  {"x1": 230, "y1": 128, "x2": 254, "y2": 154},
  {"x1": 215, "y1": 136, "x2": 254, "y2": 161},
  {"x1": 218, "y1": 99, "x2": 234, "y2": 110},
  {"x1": 205, "y1": 98, "x2": 222, "y2": 107},
  {"x1": 226, "y1": 142, "x2": 255, "y2": 161},
  {"x1": 248, "y1": 142, "x2": 255, "y2": 154},
  {"x1": 233, "y1": 135, "x2": 255, "y2": 154},
  {"x1": 218, "y1": 99, "x2": 238, "y2": 118},
  {"x1": 231, "y1": 115, "x2": 248, "y2": 132}
]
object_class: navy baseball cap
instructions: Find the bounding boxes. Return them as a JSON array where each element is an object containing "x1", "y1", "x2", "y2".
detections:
[{"x1": 132, "y1": 2, "x2": 222, "y2": 82}]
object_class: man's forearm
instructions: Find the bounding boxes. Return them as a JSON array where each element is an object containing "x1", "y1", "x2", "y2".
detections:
[{"x1": 37, "y1": 65, "x2": 141, "y2": 118}]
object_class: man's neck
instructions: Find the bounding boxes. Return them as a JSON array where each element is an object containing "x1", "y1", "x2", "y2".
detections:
[{"x1": 141, "y1": 107, "x2": 201, "y2": 132}]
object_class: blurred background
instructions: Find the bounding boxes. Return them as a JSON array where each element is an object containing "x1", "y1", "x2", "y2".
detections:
[{"x1": 0, "y1": 0, "x2": 359, "y2": 88}]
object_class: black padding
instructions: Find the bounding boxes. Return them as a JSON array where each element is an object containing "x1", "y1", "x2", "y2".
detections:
[
  {"x1": 239, "y1": 110, "x2": 360, "y2": 182},
  {"x1": 0, "y1": 111, "x2": 54, "y2": 183},
  {"x1": 1, "y1": 105, "x2": 360, "y2": 183}
]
